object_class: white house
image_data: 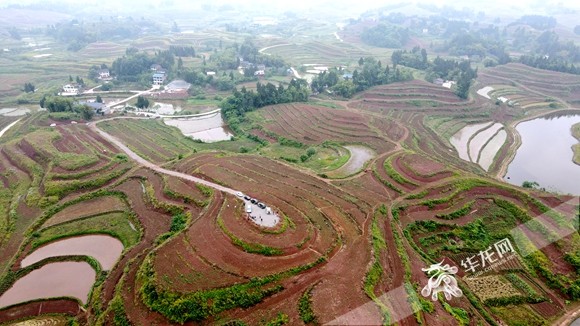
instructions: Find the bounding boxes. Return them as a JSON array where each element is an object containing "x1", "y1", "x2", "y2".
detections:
[
  {"x1": 254, "y1": 70, "x2": 265, "y2": 76},
  {"x1": 62, "y1": 84, "x2": 81, "y2": 94},
  {"x1": 152, "y1": 72, "x2": 166, "y2": 85},
  {"x1": 206, "y1": 71, "x2": 216, "y2": 76},
  {"x1": 98, "y1": 69, "x2": 111, "y2": 80}
]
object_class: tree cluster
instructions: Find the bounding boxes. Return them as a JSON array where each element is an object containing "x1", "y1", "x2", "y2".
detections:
[
  {"x1": 520, "y1": 55, "x2": 580, "y2": 75},
  {"x1": 136, "y1": 96, "x2": 150, "y2": 109},
  {"x1": 391, "y1": 47, "x2": 428, "y2": 70},
  {"x1": 220, "y1": 79, "x2": 309, "y2": 132},
  {"x1": 23, "y1": 82, "x2": 35, "y2": 93},
  {"x1": 360, "y1": 24, "x2": 410, "y2": 48},
  {"x1": 169, "y1": 45, "x2": 195, "y2": 57},
  {"x1": 513, "y1": 15, "x2": 557, "y2": 30},
  {"x1": 110, "y1": 49, "x2": 175, "y2": 82},
  {"x1": 310, "y1": 57, "x2": 413, "y2": 98},
  {"x1": 39, "y1": 95, "x2": 94, "y2": 120}
]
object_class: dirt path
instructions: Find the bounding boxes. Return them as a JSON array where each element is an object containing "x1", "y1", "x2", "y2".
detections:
[
  {"x1": 258, "y1": 43, "x2": 290, "y2": 55},
  {"x1": 554, "y1": 306, "x2": 580, "y2": 326},
  {"x1": 0, "y1": 118, "x2": 22, "y2": 138},
  {"x1": 106, "y1": 87, "x2": 156, "y2": 108},
  {"x1": 88, "y1": 118, "x2": 239, "y2": 197}
]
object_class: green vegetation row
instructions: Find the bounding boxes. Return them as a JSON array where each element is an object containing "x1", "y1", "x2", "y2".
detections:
[
  {"x1": 138, "y1": 251, "x2": 327, "y2": 323},
  {"x1": 298, "y1": 286, "x2": 317, "y2": 324},
  {"x1": 363, "y1": 205, "x2": 392, "y2": 325},
  {"x1": 44, "y1": 164, "x2": 131, "y2": 199},
  {"x1": 372, "y1": 165, "x2": 403, "y2": 194},
  {"x1": 32, "y1": 211, "x2": 140, "y2": 249},
  {"x1": 435, "y1": 200, "x2": 474, "y2": 220},
  {"x1": 217, "y1": 217, "x2": 283, "y2": 256},
  {"x1": 384, "y1": 156, "x2": 418, "y2": 187}
]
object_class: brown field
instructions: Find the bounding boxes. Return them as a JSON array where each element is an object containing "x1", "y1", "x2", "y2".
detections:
[
  {"x1": 43, "y1": 196, "x2": 128, "y2": 228},
  {"x1": 257, "y1": 103, "x2": 397, "y2": 153}
]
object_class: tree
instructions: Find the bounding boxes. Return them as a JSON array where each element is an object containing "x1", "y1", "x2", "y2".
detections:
[
  {"x1": 136, "y1": 95, "x2": 150, "y2": 109},
  {"x1": 331, "y1": 80, "x2": 356, "y2": 98},
  {"x1": 522, "y1": 181, "x2": 540, "y2": 189},
  {"x1": 23, "y1": 83, "x2": 35, "y2": 93},
  {"x1": 96, "y1": 95, "x2": 103, "y2": 103},
  {"x1": 76, "y1": 105, "x2": 94, "y2": 120}
]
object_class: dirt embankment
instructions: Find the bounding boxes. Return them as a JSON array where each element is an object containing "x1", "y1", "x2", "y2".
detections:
[{"x1": 572, "y1": 122, "x2": 580, "y2": 166}]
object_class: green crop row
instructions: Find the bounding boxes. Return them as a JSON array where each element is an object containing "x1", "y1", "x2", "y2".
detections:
[
  {"x1": 384, "y1": 157, "x2": 418, "y2": 187},
  {"x1": 419, "y1": 179, "x2": 487, "y2": 209},
  {"x1": 49, "y1": 155, "x2": 121, "y2": 180},
  {"x1": 142, "y1": 181, "x2": 186, "y2": 216},
  {"x1": 161, "y1": 176, "x2": 209, "y2": 207},
  {"x1": 484, "y1": 295, "x2": 545, "y2": 307},
  {"x1": 138, "y1": 249, "x2": 327, "y2": 323},
  {"x1": 298, "y1": 286, "x2": 317, "y2": 324},
  {"x1": 435, "y1": 200, "x2": 474, "y2": 220},
  {"x1": 372, "y1": 165, "x2": 403, "y2": 194},
  {"x1": 44, "y1": 165, "x2": 131, "y2": 198},
  {"x1": 505, "y1": 273, "x2": 541, "y2": 298},
  {"x1": 217, "y1": 217, "x2": 283, "y2": 256}
]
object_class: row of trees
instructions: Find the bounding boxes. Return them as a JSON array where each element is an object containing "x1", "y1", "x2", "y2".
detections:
[
  {"x1": 520, "y1": 55, "x2": 580, "y2": 75},
  {"x1": 168, "y1": 45, "x2": 195, "y2": 57},
  {"x1": 220, "y1": 79, "x2": 309, "y2": 132},
  {"x1": 311, "y1": 57, "x2": 413, "y2": 98}
]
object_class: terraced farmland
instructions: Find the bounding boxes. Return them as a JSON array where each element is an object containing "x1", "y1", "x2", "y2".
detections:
[
  {"x1": 348, "y1": 80, "x2": 476, "y2": 113},
  {"x1": 254, "y1": 103, "x2": 399, "y2": 153},
  {"x1": 263, "y1": 41, "x2": 369, "y2": 66},
  {"x1": 479, "y1": 63, "x2": 580, "y2": 106}
]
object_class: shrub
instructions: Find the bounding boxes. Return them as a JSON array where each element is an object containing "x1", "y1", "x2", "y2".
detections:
[{"x1": 298, "y1": 287, "x2": 317, "y2": 323}]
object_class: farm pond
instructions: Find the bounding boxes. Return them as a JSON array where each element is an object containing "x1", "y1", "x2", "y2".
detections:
[
  {"x1": 327, "y1": 145, "x2": 375, "y2": 177},
  {"x1": 505, "y1": 113, "x2": 580, "y2": 195},
  {"x1": 164, "y1": 111, "x2": 233, "y2": 142},
  {"x1": 0, "y1": 262, "x2": 96, "y2": 308},
  {"x1": 21, "y1": 234, "x2": 124, "y2": 271}
]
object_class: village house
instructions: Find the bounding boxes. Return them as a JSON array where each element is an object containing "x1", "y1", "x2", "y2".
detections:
[
  {"x1": 152, "y1": 72, "x2": 166, "y2": 85},
  {"x1": 150, "y1": 64, "x2": 163, "y2": 71},
  {"x1": 98, "y1": 69, "x2": 111, "y2": 80},
  {"x1": 62, "y1": 84, "x2": 82, "y2": 94}
]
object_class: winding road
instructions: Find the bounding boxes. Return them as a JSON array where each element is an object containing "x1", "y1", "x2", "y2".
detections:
[{"x1": 88, "y1": 118, "x2": 239, "y2": 197}]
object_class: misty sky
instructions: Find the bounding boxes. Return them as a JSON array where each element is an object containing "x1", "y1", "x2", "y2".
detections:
[{"x1": 2, "y1": 0, "x2": 580, "y2": 11}]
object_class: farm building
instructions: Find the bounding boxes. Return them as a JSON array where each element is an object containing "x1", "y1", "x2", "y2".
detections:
[
  {"x1": 165, "y1": 80, "x2": 191, "y2": 92},
  {"x1": 78, "y1": 100, "x2": 107, "y2": 114},
  {"x1": 206, "y1": 71, "x2": 216, "y2": 76}
]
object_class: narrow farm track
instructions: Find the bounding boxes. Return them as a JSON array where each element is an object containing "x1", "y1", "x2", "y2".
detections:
[{"x1": 89, "y1": 118, "x2": 240, "y2": 197}]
